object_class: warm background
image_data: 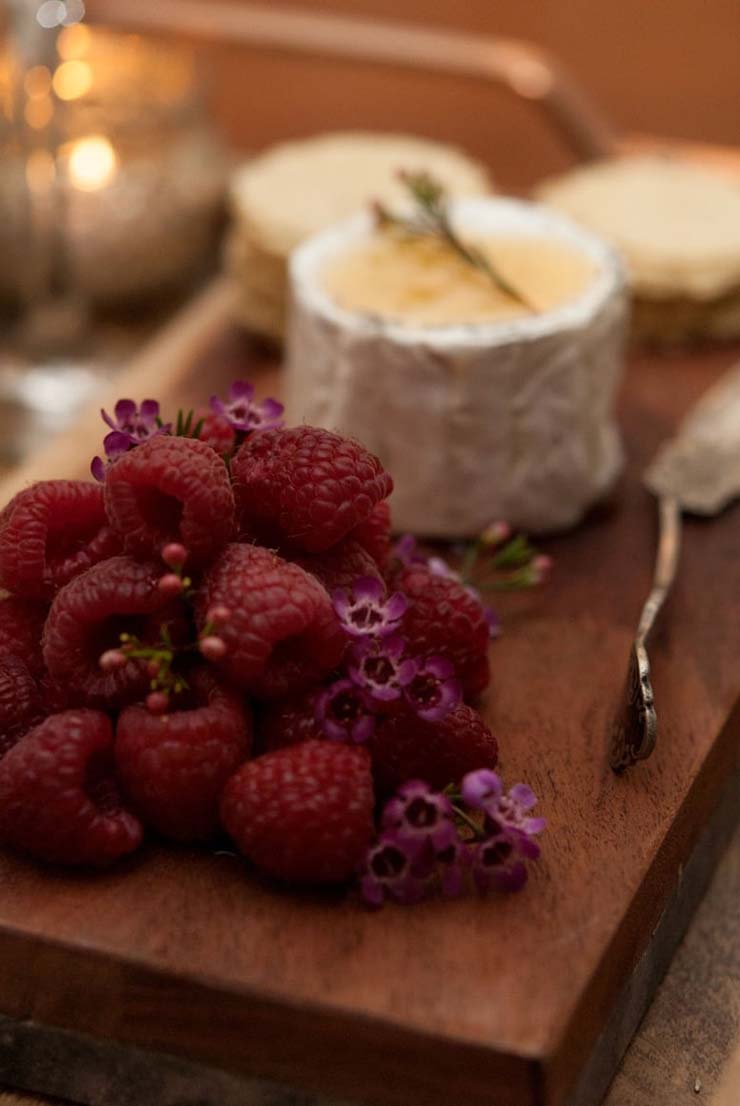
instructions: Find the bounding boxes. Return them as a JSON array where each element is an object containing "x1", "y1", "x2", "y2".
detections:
[{"x1": 200, "y1": 0, "x2": 740, "y2": 189}]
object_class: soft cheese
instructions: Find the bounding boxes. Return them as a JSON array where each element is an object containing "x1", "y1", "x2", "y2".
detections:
[{"x1": 286, "y1": 198, "x2": 628, "y2": 536}]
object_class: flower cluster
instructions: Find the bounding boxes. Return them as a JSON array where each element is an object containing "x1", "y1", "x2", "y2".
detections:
[
  {"x1": 361, "y1": 770, "x2": 545, "y2": 907},
  {"x1": 392, "y1": 524, "x2": 552, "y2": 640},
  {"x1": 91, "y1": 383, "x2": 283, "y2": 481},
  {"x1": 315, "y1": 576, "x2": 461, "y2": 742}
]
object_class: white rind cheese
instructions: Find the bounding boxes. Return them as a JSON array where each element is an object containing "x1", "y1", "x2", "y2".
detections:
[{"x1": 286, "y1": 198, "x2": 628, "y2": 537}]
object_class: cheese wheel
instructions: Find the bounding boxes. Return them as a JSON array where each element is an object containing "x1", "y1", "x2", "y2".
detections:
[{"x1": 286, "y1": 198, "x2": 628, "y2": 537}]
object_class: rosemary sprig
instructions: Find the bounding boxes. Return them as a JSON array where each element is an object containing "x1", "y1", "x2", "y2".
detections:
[{"x1": 374, "y1": 170, "x2": 536, "y2": 312}]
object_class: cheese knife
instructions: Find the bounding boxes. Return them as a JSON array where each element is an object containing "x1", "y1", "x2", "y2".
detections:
[{"x1": 610, "y1": 360, "x2": 740, "y2": 772}]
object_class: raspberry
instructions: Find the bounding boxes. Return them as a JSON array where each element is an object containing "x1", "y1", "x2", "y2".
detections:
[
  {"x1": 0, "y1": 709, "x2": 143, "y2": 866},
  {"x1": 258, "y1": 691, "x2": 322, "y2": 754},
  {"x1": 289, "y1": 538, "x2": 385, "y2": 594},
  {"x1": 197, "y1": 410, "x2": 237, "y2": 456},
  {"x1": 198, "y1": 544, "x2": 345, "y2": 699},
  {"x1": 116, "y1": 668, "x2": 252, "y2": 842},
  {"x1": 0, "y1": 481, "x2": 120, "y2": 600},
  {"x1": 0, "y1": 595, "x2": 48, "y2": 676},
  {"x1": 350, "y1": 500, "x2": 392, "y2": 569},
  {"x1": 42, "y1": 555, "x2": 171, "y2": 709},
  {"x1": 0, "y1": 656, "x2": 41, "y2": 759},
  {"x1": 232, "y1": 426, "x2": 393, "y2": 553},
  {"x1": 104, "y1": 436, "x2": 235, "y2": 568},
  {"x1": 398, "y1": 564, "x2": 491, "y2": 698},
  {"x1": 368, "y1": 703, "x2": 498, "y2": 796},
  {"x1": 221, "y1": 740, "x2": 374, "y2": 885}
]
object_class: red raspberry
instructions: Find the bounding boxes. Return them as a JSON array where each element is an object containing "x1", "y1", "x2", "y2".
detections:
[
  {"x1": 0, "y1": 595, "x2": 48, "y2": 676},
  {"x1": 0, "y1": 480, "x2": 120, "y2": 600},
  {"x1": 368, "y1": 703, "x2": 498, "y2": 796},
  {"x1": 350, "y1": 500, "x2": 392, "y2": 569},
  {"x1": 0, "y1": 656, "x2": 41, "y2": 759},
  {"x1": 232, "y1": 426, "x2": 393, "y2": 553},
  {"x1": 197, "y1": 410, "x2": 237, "y2": 456},
  {"x1": 221, "y1": 740, "x2": 374, "y2": 885},
  {"x1": 398, "y1": 564, "x2": 490, "y2": 698},
  {"x1": 104, "y1": 436, "x2": 235, "y2": 568},
  {"x1": 116, "y1": 668, "x2": 252, "y2": 842},
  {"x1": 42, "y1": 555, "x2": 171, "y2": 709},
  {"x1": 0, "y1": 709, "x2": 143, "y2": 866},
  {"x1": 198, "y1": 544, "x2": 345, "y2": 699},
  {"x1": 289, "y1": 538, "x2": 385, "y2": 594},
  {"x1": 258, "y1": 690, "x2": 322, "y2": 754}
]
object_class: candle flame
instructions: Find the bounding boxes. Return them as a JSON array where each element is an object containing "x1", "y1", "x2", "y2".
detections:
[{"x1": 66, "y1": 135, "x2": 118, "y2": 191}]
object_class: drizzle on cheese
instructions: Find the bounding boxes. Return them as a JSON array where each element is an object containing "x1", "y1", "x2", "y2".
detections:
[{"x1": 322, "y1": 231, "x2": 596, "y2": 325}]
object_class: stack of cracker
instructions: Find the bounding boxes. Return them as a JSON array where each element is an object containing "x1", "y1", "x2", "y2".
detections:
[
  {"x1": 537, "y1": 155, "x2": 740, "y2": 345},
  {"x1": 226, "y1": 132, "x2": 492, "y2": 342}
]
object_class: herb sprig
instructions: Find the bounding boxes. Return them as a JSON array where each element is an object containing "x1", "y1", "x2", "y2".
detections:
[{"x1": 374, "y1": 170, "x2": 536, "y2": 312}]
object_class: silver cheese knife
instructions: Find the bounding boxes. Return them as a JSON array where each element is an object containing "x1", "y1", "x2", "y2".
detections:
[{"x1": 610, "y1": 360, "x2": 740, "y2": 772}]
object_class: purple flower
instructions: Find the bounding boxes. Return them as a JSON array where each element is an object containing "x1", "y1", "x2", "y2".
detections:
[
  {"x1": 400, "y1": 655, "x2": 461, "y2": 722},
  {"x1": 391, "y1": 534, "x2": 425, "y2": 567},
  {"x1": 315, "y1": 678, "x2": 375, "y2": 743},
  {"x1": 210, "y1": 380, "x2": 284, "y2": 433},
  {"x1": 381, "y1": 779, "x2": 456, "y2": 856},
  {"x1": 469, "y1": 835, "x2": 528, "y2": 894},
  {"x1": 361, "y1": 832, "x2": 430, "y2": 907},
  {"x1": 90, "y1": 429, "x2": 134, "y2": 483},
  {"x1": 427, "y1": 555, "x2": 462, "y2": 582},
  {"x1": 102, "y1": 398, "x2": 170, "y2": 446},
  {"x1": 347, "y1": 634, "x2": 416, "y2": 703},
  {"x1": 462, "y1": 770, "x2": 546, "y2": 859},
  {"x1": 332, "y1": 576, "x2": 407, "y2": 640}
]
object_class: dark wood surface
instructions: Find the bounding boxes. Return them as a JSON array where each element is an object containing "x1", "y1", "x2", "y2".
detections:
[{"x1": 0, "y1": 313, "x2": 739, "y2": 1106}]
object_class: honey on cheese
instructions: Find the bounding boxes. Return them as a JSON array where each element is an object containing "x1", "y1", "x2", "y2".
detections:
[{"x1": 322, "y1": 231, "x2": 597, "y2": 326}]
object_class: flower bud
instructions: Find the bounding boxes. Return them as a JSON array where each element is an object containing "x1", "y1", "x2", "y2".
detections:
[
  {"x1": 158, "y1": 573, "x2": 184, "y2": 597},
  {"x1": 99, "y1": 648, "x2": 127, "y2": 671},
  {"x1": 161, "y1": 542, "x2": 188, "y2": 570},
  {"x1": 480, "y1": 521, "x2": 511, "y2": 548},
  {"x1": 146, "y1": 691, "x2": 169, "y2": 715},
  {"x1": 199, "y1": 635, "x2": 227, "y2": 661}
]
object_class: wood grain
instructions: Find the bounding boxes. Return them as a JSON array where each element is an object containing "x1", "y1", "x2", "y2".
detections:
[{"x1": 0, "y1": 308, "x2": 739, "y2": 1106}]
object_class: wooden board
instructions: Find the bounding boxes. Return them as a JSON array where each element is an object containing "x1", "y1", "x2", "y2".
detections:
[{"x1": 0, "y1": 281, "x2": 739, "y2": 1106}]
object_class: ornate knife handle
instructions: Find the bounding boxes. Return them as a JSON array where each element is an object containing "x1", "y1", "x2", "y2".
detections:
[{"x1": 610, "y1": 496, "x2": 682, "y2": 772}]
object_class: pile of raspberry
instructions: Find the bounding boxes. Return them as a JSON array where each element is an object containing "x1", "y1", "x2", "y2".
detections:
[{"x1": 0, "y1": 382, "x2": 544, "y2": 905}]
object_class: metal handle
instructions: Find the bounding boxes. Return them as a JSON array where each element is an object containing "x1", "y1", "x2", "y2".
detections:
[
  {"x1": 610, "y1": 496, "x2": 682, "y2": 772},
  {"x1": 85, "y1": 0, "x2": 617, "y2": 163}
]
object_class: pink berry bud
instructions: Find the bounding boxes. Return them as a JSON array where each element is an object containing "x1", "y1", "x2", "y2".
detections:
[
  {"x1": 532, "y1": 554, "x2": 553, "y2": 583},
  {"x1": 480, "y1": 520, "x2": 511, "y2": 548},
  {"x1": 146, "y1": 659, "x2": 161, "y2": 679},
  {"x1": 158, "y1": 573, "x2": 184, "y2": 597},
  {"x1": 146, "y1": 691, "x2": 169, "y2": 715},
  {"x1": 99, "y1": 648, "x2": 127, "y2": 671},
  {"x1": 199, "y1": 635, "x2": 227, "y2": 660},
  {"x1": 161, "y1": 543, "x2": 187, "y2": 570},
  {"x1": 206, "y1": 605, "x2": 231, "y2": 626}
]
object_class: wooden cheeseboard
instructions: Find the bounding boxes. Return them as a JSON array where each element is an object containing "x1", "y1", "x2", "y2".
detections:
[{"x1": 0, "y1": 279, "x2": 739, "y2": 1106}]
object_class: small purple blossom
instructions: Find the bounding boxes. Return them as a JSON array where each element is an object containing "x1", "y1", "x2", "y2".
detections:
[
  {"x1": 401, "y1": 655, "x2": 461, "y2": 722},
  {"x1": 361, "y1": 832, "x2": 430, "y2": 906},
  {"x1": 462, "y1": 770, "x2": 546, "y2": 859},
  {"x1": 469, "y1": 835, "x2": 528, "y2": 893},
  {"x1": 347, "y1": 634, "x2": 416, "y2": 703},
  {"x1": 381, "y1": 779, "x2": 456, "y2": 856},
  {"x1": 332, "y1": 577, "x2": 407, "y2": 640},
  {"x1": 315, "y1": 678, "x2": 375, "y2": 743},
  {"x1": 391, "y1": 534, "x2": 425, "y2": 567},
  {"x1": 102, "y1": 398, "x2": 170, "y2": 446},
  {"x1": 210, "y1": 380, "x2": 284, "y2": 433},
  {"x1": 90, "y1": 429, "x2": 134, "y2": 483}
]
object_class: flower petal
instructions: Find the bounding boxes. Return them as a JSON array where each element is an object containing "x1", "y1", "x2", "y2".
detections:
[
  {"x1": 101, "y1": 407, "x2": 118, "y2": 432},
  {"x1": 90, "y1": 456, "x2": 106, "y2": 483},
  {"x1": 461, "y1": 768, "x2": 502, "y2": 809},
  {"x1": 384, "y1": 591, "x2": 408, "y2": 622},
  {"x1": 113, "y1": 398, "x2": 137, "y2": 425},
  {"x1": 352, "y1": 576, "x2": 385, "y2": 603},
  {"x1": 229, "y1": 380, "x2": 255, "y2": 401},
  {"x1": 139, "y1": 399, "x2": 160, "y2": 424},
  {"x1": 510, "y1": 783, "x2": 538, "y2": 811},
  {"x1": 103, "y1": 430, "x2": 133, "y2": 459}
]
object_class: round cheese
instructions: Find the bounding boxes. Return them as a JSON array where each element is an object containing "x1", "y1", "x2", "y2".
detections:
[{"x1": 286, "y1": 198, "x2": 628, "y2": 537}]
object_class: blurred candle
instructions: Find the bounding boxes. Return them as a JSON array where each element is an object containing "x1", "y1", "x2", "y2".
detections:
[{"x1": 65, "y1": 134, "x2": 118, "y2": 191}]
